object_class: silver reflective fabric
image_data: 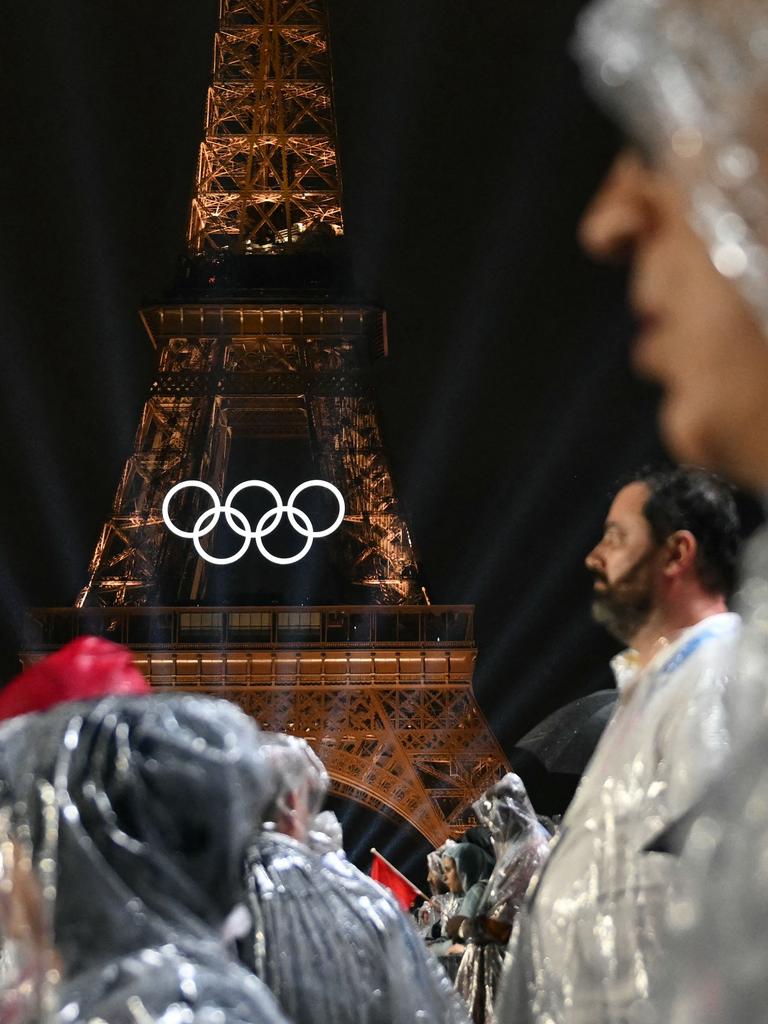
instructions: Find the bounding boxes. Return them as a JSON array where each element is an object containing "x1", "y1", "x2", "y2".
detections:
[
  {"x1": 0, "y1": 694, "x2": 291, "y2": 1024},
  {"x1": 496, "y1": 612, "x2": 741, "y2": 1024},
  {"x1": 306, "y1": 810, "x2": 344, "y2": 856},
  {"x1": 574, "y1": 0, "x2": 768, "y2": 333},
  {"x1": 241, "y1": 830, "x2": 471, "y2": 1024},
  {"x1": 455, "y1": 774, "x2": 550, "y2": 1024}
]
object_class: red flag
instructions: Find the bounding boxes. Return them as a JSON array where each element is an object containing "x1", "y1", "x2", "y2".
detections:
[{"x1": 369, "y1": 848, "x2": 422, "y2": 911}]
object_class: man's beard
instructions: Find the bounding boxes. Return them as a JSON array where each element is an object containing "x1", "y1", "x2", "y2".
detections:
[{"x1": 590, "y1": 549, "x2": 657, "y2": 644}]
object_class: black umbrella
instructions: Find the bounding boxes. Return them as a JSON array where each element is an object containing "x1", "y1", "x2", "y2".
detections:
[{"x1": 508, "y1": 689, "x2": 618, "y2": 818}]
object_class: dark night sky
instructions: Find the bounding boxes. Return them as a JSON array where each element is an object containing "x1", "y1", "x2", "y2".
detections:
[{"x1": 0, "y1": 2, "x2": 672, "y2": 865}]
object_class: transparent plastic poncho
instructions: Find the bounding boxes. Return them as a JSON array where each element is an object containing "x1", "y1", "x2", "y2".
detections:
[
  {"x1": 240, "y1": 770, "x2": 471, "y2": 1024},
  {"x1": 454, "y1": 774, "x2": 550, "y2": 1024},
  {"x1": 443, "y1": 843, "x2": 491, "y2": 920},
  {"x1": 416, "y1": 851, "x2": 451, "y2": 940},
  {"x1": 306, "y1": 810, "x2": 345, "y2": 857},
  {"x1": 0, "y1": 694, "x2": 290, "y2": 1024},
  {"x1": 496, "y1": 614, "x2": 741, "y2": 1024}
]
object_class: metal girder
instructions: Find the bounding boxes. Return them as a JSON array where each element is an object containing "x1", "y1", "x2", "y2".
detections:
[
  {"x1": 21, "y1": 605, "x2": 510, "y2": 846},
  {"x1": 188, "y1": 0, "x2": 342, "y2": 253}
]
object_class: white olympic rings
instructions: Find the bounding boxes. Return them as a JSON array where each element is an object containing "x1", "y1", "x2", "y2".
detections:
[{"x1": 162, "y1": 479, "x2": 346, "y2": 566}]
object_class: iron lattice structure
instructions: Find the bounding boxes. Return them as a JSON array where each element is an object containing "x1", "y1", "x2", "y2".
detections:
[
  {"x1": 77, "y1": 304, "x2": 421, "y2": 607},
  {"x1": 34, "y1": 0, "x2": 512, "y2": 846},
  {"x1": 23, "y1": 606, "x2": 507, "y2": 843},
  {"x1": 188, "y1": 0, "x2": 343, "y2": 253}
]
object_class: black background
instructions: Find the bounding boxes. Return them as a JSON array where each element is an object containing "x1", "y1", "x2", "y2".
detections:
[{"x1": 0, "y1": 1, "x2": 672, "y2": 872}]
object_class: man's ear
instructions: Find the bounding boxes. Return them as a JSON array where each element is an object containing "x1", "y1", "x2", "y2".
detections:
[{"x1": 662, "y1": 530, "x2": 697, "y2": 578}]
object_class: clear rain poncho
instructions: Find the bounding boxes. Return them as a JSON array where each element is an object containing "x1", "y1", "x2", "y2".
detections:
[
  {"x1": 422, "y1": 847, "x2": 464, "y2": 960},
  {"x1": 440, "y1": 842, "x2": 493, "y2": 984},
  {"x1": 417, "y1": 851, "x2": 451, "y2": 941},
  {"x1": 306, "y1": 810, "x2": 345, "y2": 857},
  {"x1": 0, "y1": 694, "x2": 291, "y2": 1024},
  {"x1": 239, "y1": 736, "x2": 471, "y2": 1024},
  {"x1": 454, "y1": 774, "x2": 550, "y2": 1024},
  {"x1": 495, "y1": 612, "x2": 741, "y2": 1024},
  {"x1": 571, "y1": 3, "x2": 768, "y2": 1022}
]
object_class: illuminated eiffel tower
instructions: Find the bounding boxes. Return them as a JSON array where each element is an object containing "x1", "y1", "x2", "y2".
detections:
[{"x1": 24, "y1": 0, "x2": 508, "y2": 844}]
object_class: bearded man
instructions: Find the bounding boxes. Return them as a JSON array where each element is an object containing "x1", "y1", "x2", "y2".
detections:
[{"x1": 497, "y1": 465, "x2": 741, "y2": 1024}]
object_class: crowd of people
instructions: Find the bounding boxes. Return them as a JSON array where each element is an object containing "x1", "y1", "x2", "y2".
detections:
[
  {"x1": 0, "y1": 458, "x2": 752, "y2": 1024},
  {"x1": 415, "y1": 776, "x2": 551, "y2": 1022},
  {"x1": 0, "y1": 637, "x2": 471, "y2": 1024},
  {"x1": 6, "y1": 0, "x2": 768, "y2": 1020},
  {"x1": 407, "y1": 459, "x2": 745, "y2": 1024}
]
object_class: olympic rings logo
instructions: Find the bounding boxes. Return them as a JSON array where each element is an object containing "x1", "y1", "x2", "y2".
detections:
[{"x1": 162, "y1": 479, "x2": 346, "y2": 566}]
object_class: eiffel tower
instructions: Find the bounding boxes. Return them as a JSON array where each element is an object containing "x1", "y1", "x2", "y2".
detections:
[{"x1": 23, "y1": 0, "x2": 509, "y2": 845}]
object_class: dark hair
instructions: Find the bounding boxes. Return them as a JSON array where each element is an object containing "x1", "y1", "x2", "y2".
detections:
[{"x1": 625, "y1": 465, "x2": 740, "y2": 596}]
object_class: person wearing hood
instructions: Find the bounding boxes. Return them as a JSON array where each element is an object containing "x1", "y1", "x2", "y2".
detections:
[
  {"x1": 555, "y1": 0, "x2": 768, "y2": 1021},
  {"x1": 444, "y1": 843, "x2": 492, "y2": 920},
  {"x1": 455, "y1": 775, "x2": 550, "y2": 1024},
  {"x1": 417, "y1": 850, "x2": 452, "y2": 943},
  {"x1": 438, "y1": 835, "x2": 493, "y2": 970},
  {"x1": 419, "y1": 846, "x2": 465, "y2": 964},
  {"x1": 239, "y1": 733, "x2": 471, "y2": 1024},
  {"x1": 0, "y1": 636, "x2": 291, "y2": 1024}
]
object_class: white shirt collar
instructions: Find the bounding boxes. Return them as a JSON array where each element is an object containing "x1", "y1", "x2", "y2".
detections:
[{"x1": 609, "y1": 611, "x2": 740, "y2": 697}]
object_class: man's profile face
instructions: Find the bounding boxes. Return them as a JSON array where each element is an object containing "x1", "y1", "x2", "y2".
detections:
[
  {"x1": 585, "y1": 481, "x2": 659, "y2": 643},
  {"x1": 580, "y1": 151, "x2": 768, "y2": 492}
]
